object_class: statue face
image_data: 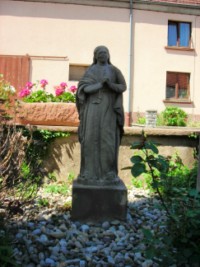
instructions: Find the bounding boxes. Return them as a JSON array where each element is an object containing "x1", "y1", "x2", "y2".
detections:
[{"x1": 96, "y1": 48, "x2": 109, "y2": 64}]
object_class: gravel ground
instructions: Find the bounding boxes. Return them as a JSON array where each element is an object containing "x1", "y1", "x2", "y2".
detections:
[{"x1": 3, "y1": 187, "x2": 171, "y2": 267}]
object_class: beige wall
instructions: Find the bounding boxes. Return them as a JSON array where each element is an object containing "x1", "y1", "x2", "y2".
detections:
[
  {"x1": 0, "y1": 0, "x2": 130, "y2": 106},
  {"x1": 132, "y1": 9, "x2": 200, "y2": 118},
  {"x1": 42, "y1": 127, "x2": 198, "y2": 186}
]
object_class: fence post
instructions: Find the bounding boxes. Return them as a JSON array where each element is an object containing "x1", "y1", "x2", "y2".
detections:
[{"x1": 197, "y1": 135, "x2": 200, "y2": 192}]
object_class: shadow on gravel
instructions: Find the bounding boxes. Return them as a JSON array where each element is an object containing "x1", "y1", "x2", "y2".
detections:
[{"x1": 3, "y1": 189, "x2": 167, "y2": 267}]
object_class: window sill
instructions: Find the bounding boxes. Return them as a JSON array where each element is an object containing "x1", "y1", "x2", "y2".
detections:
[
  {"x1": 163, "y1": 99, "x2": 193, "y2": 104},
  {"x1": 165, "y1": 46, "x2": 195, "y2": 52}
]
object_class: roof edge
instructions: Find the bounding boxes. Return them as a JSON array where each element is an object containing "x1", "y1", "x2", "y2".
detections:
[{"x1": 7, "y1": 0, "x2": 200, "y2": 15}]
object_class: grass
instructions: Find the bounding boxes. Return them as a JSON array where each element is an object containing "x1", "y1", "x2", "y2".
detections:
[{"x1": 44, "y1": 183, "x2": 70, "y2": 195}]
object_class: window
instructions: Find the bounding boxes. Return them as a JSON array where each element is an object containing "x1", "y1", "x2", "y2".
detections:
[
  {"x1": 166, "y1": 72, "x2": 190, "y2": 101},
  {"x1": 69, "y1": 64, "x2": 88, "y2": 81},
  {"x1": 168, "y1": 21, "x2": 191, "y2": 48}
]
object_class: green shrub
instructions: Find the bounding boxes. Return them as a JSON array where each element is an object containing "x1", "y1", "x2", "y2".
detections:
[
  {"x1": 135, "y1": 112, "x2": 146, "y2": 125},
  {"x1": 37, "y1": 198, "x2": 49, "y2": 207},
  {"x1": 136, "y1": 117, "x2": 146, "y2": 125},
  {"x1": 22, "y1": 90, "x2": 76, "y2": 103},
  {"x1": 44, "y1": 183, "x2": 69, "y2": 195},
  {"x1": 0, "y1": 94, "x2": 72, "y2": 266},
  {"x1": 67, "y1": 172, "x2": 75, "y2": 184},
  {"x1": 0, "y1": 217, "x2": 17, "y2": 267},
  {"x1": 130, "y1": 132, "x2": 200, "y2": 266},
  {"x1": 187, "y1": 120, "x2": 200, "y2": 128},
  {"x1": 19, "y1": 79, "x2": 76, "y2": 103},
  {"x1": 0, "y1": 126, "x2": 70, "y2": 203},
  {"x1": 160, "y1": 106, "x2": 187, "y2": 126}
]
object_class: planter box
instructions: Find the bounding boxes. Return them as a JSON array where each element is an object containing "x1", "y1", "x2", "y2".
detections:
[{"x1": 16, "y1": 102, "x2": 79, "y2": 126}]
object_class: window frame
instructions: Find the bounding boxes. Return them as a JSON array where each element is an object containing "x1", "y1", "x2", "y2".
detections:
[
  {"x1": 167, "y1": 20, "x2": 192, "y2": 49},
  {"x1": 165, "y1": 71, "x2": 191, "y2": 103}
]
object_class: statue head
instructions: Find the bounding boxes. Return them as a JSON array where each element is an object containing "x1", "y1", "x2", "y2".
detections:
[{"x1": 92, "y1": 46, "x2": 111, "y2": 65}]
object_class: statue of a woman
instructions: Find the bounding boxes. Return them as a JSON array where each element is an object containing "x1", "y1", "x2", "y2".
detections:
[{"x1": 76, "y1": 46, "x2": 126, "y2": 185}]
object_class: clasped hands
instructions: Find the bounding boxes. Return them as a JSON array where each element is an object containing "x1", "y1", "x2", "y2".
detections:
[{"x1": 102, "y1": 76, "x2": 112, "y2": 88}]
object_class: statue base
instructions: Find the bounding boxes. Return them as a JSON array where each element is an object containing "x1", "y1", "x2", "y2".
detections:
[{"x1": 71, "y1": 179, "x2": 127, "y2": 222}]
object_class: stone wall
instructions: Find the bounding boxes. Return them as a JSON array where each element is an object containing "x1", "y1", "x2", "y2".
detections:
[
  {"x1": 39, "y1": 125, "x2": 199, "y2": 185},
  {"x1": 16, "y1": 102, "x2": 79, "y2": 127}
]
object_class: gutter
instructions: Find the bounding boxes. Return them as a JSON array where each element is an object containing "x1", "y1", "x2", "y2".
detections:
[
  {"x1": 133, "y1": 1, "x2": 200, "y2": 16},
  {"x1": 127, "y1": 0, "x2": 134, "y2": 126}
]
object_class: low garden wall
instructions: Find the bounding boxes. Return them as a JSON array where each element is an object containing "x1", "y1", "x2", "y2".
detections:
[
  {"x1": 16, "y1": 102, "x2": 79, "y2": 126},
  {"x1": 34, "y1": 125, "x2": 200, "y2": 186}
]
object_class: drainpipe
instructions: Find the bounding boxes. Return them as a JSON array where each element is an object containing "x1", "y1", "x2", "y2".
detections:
[{"x1": 127, "y1": 0, "x2": 134, "y2": 126}]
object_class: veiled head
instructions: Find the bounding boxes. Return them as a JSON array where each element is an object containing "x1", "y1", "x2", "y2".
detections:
[{"x1": 93, "y1": 46, "x2": 111, "y2": 65}]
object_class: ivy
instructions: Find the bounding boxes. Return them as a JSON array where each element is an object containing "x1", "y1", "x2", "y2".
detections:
[{"x1": 17, "y1": 128, "x2": 70, "y2": 199}]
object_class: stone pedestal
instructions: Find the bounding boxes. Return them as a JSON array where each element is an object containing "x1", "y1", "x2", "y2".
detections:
[{"x1": 71, "y1": 179, "x2": 127, "y2": 222}]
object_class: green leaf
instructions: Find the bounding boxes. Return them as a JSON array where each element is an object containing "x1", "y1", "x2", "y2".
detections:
[
  {"x1": 186, "y1": 210, "x2": 197, "y2": 218},
  {"x1": 148, "y1": 158, "x2": 157, "y2": 167},
  {"x1": 156, "y1": 157, "x2": 168, "y2": 171},
  {"x1": 151, "y1": 180, "x2": 159, "y2": 189},
  {"x1": 188, "y1": 189, "x2": 199, "y2": 198},
  {"x1": 130, "y1": 155, "x2": 143, "y2": 164},
  {"x1": 131, "y1": 162, "x2": 146, "y2": 177},
  {"x1": 145, "y1": 141, "x2": 159, "y2": 154},
  {"x1": 142, "y1": 228, "x2": 153, "y2": 239},
  {"x1": 130, "y1": 141, "x2": 143, "y2": 149},
  {"x1": 183, "y1": 248, "x2": 193, "y2": 258},
  {"x1": 145, "y1": 247, "x2": 155, "y2": 259}
]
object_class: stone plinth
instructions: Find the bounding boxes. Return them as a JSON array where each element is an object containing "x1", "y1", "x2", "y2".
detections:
[
  {"x1": 145, "y1": 110, "x2": 157, "y2": 127},
  {"x1": 71, "y1": 179, "x2": 127, "y2": 222},
  {"x1": 16, "y1": 102, "x2": 79, "y2": 126}
]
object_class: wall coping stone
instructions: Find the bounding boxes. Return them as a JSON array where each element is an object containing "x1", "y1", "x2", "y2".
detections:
[{"x1": 30, "y1": 124, "x2": 200, "y2": 137}]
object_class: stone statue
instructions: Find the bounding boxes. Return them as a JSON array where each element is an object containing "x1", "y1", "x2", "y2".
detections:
[{"x1": 76, "y1": 45, "x2": 127, "y2": 185}]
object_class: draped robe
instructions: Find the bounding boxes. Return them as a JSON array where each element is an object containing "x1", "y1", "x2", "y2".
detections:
[{"x1": 76, "y1": 63, "x2": 126, "y2": 185}]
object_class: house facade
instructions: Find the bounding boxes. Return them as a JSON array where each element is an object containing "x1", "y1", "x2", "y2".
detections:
[{"x1": 0, "y1": 0, "x2": 200, "y2": 125}]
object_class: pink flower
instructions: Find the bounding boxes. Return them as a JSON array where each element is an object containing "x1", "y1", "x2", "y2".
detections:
[
  {"x1": 40, "y1": 79, "x2": 48, "y2": 88},
  {"x1": 69, "y1": 85, "x2": 77, "y2": 93},
  {"x1": 25, "y1": 82, "x2": 34, "y2": 89},
  {"x1": 60, "y1": 82, "x2": 67, "y2": 89},
  {"x1": 19, "y1": 88, "x2": 31, "y2": 98},
  {"x1": 55, "y1": 86, "x2": 65, "y2": 96}
]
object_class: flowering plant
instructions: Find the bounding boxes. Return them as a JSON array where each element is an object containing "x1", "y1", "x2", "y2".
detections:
[
  {"x1": 19, "y1": 79, "x2": 77, "y2": 103},
  {"x1": 0, "y1": 74, "x2": 16, "y2": 102}
]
